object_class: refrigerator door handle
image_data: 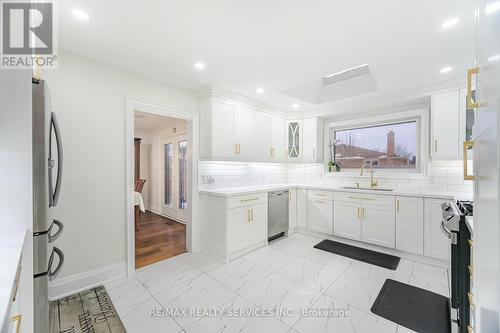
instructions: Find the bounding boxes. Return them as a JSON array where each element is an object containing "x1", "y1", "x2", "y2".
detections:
[
  {"x1": 49, "y1": 112, "x2": 63, "y2": 207},
  {"x1": 48, "y1": 219, "x2": 64, "y2": 243},
  {"x1": 47, "y1": 246, "x2": 64, "y2": 280}
]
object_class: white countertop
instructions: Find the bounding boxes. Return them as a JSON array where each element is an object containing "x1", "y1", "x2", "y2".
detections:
[
  {"x1": 199, "y1": 183, "x2": 472, "y2": 201},
  {"x1": 0, "y1": 228, "x2": 26, "y2": 333}
]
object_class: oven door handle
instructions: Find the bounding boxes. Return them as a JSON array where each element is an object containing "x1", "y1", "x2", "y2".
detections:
[{"x1": 441, "y1": 219, "x2": 452, "y2": 239}]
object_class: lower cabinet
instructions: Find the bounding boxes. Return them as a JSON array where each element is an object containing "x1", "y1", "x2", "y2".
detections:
[
  {"x1": 228, "y1": 203, "x2": 267, "y2": 253},
  {"x1": 334, "y1": 201, "x2": 362, "y2": 240},
  {"x1": 396, "y1": 196, "x2": 424, "y2": 255},
  {"x1": 296, "y1": 188, "x2": 308, "y2": 229},
  {"x1": 201, "y1": 192, "x2": 268, "y2": 262},
  {"x1": 362, "y1": 202, "x2": 395, "y2": 248},
  {"x1": 334, "y1": 192, "x2": 395, "y2": 248},
  {"x1": 307, "y1": 190, "x2": 333, "y2": 234},
  {"x1": 424, "y1": 198, "x2": 451, "y2": 261},
  {"x1": 288, "y1": 188, "x2": 297, "y2": 231}
]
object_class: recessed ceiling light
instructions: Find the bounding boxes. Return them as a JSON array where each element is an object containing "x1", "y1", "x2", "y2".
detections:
[
  {"x1": 194, "y1": 62, "x2": 206, "y2": 70},
  {"x1": 72, "y1": 9, "x2": 89, "y2": 21},
  {"x1": 292, "y1": 104, "x2": 300, "y2": 109},
  {"x1": 488, "y1": 54, "x2": 500, "y2": 62},
  {"x1": 440, "y1": 66, "x2": 453, "y2": 73},
  {"x1": 441, "y1": 17, "x2": 459, "y2": 29},
  {"x1": 485, "y1": 1, "x2": 500, "y2": 15},
  {"x1": 256, "y1": 88, "x2": 264, "y2": 94}
]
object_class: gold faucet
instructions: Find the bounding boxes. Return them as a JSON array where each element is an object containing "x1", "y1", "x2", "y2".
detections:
[{"x1": 360, "y1": 161, "x2": 378, "y2": 188}]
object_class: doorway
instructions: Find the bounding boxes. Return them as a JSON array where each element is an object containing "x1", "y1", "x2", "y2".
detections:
[{"x1": 133, "y1": 111, "x2": 189, "y2": 269}]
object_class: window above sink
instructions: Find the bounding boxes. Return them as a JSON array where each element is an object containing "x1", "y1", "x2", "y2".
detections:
[{"x1": 325, "y1": 108, "x2": 429, "y2": 176}]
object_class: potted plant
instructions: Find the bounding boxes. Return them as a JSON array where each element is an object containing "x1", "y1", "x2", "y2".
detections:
[{"x1": 327, "y1": 140, "x2": 341, "y2": 172}]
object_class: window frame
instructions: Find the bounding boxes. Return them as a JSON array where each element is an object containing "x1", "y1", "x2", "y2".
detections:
[{"x1": 324, "y1": 108, "x2": 429, "y2": 178}]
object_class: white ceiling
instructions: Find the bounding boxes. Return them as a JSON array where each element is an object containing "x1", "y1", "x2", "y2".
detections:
[
  {"x1": 134, "y1": 111, "x2": 186, "y2": 133},
  {"x1": 58, "y1": 0, "x2": 475, "y2": 114}
]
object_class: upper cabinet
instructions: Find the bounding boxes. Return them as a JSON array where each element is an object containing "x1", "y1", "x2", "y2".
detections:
[
  {"x1": 286, "y1": 120, "x2": 302, "y2": 161},
  {"x1": 200, "y1": 95, "x2": 322, "y2": 163},
  {"x1": 431, "y1": 89, "x2": 463, "y2": 159},
  {"x1": 302, "y1": 118, "x2": 324, "y2": 163},
  {"x1": 286, "y1": 118, "x2": 323, "y2": 163},
  {"x1": 270, "y1": 116, "x2": 285, "y2": 162},
  {"x1": 234, "y1": 104, "x2": 256, "y2": 160}
]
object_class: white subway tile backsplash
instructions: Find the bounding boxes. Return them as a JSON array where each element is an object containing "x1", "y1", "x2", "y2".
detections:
[{"x1": 199, "y1": 160, "x2": 473, "y2": 193}]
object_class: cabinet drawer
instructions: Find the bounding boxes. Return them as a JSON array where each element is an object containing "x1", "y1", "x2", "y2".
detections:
[
  {"x1": 308, "y1": 190, "x2": 334, "y2": 201},
  {"x1": 228, "y1": 192, "x2": 268, "y2": 209},
  {"x1": 334, "y1": 192, "x2": 394, "y2": 207}
]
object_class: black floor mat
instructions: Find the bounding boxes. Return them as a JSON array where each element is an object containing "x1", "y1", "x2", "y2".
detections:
[
  {"x1": 313, "y1": 239, "x2": 400, "y2": 270},
  {"x1": 371, "y1": 279, "x2": 450, "y2": 333}
]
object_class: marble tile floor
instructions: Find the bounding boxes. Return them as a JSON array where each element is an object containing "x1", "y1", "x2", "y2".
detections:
[{"x1": 105, "y1": 233, "x2": 449, "y2": 333}]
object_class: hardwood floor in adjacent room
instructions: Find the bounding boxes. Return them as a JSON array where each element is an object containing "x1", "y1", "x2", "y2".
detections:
[{"x1": 135, "y1": 210, "x2": 186, "y2": 269}]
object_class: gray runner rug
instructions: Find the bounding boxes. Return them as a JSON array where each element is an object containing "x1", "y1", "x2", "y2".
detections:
[{"x1": 50, "y1": 285, "x2": 126, "y2": 333}]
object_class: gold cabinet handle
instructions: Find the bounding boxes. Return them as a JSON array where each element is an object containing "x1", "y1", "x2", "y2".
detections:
[
  {"x1": 241, "y1": 198, "x2": 259, "y2": 203},
  {"x1": 468, "y1": 292, "x2": 474, "y2": 306},
  {"x1": 250, "y1": 209, "x2": 253, "y2": 221},
  {"x1": 362, "y1": 208, "x2": 365, "y2": 219},
  {"x1": 396, "y1": 200, "x2": 400, "y2": 213},
  {"x1": 247, "y1": 210, "x2": 251, "y2": 222},
  {"x1": 315, "y1": 193, "x2": 327, "y2": 197},
  {"x1": 434, "y1": 139, "x2": 438, "y2": 153},
  {"x1": 10, "y1": 314, "x2": 21, "y2": 333},
  {"x1": 349, "y1": 196, "x2": 375, "y2": 201},
  {"x1": 357, "y1": 207, "x2": 360, "y2": 218},
  {"x1": 467, "y1": 67, "x2": 484, "y2": 109},
  {"x1": 463, "y1": 141, "x2": 475, "y2": 180}
]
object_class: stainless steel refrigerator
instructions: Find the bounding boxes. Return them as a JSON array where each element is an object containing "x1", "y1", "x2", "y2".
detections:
[{"x1": 32, "y1": 78, "x2": 65, "y2": 333}]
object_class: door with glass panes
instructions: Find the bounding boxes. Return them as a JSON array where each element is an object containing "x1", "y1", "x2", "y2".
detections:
[{"x1": 161, "y1": 135, "x2": 188, "y2": 222}]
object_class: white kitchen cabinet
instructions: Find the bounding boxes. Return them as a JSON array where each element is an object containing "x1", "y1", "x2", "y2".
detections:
[
  {"x1": 288, "y1": 188, "x2": 297, "y2": 231},
  {"x1": 200, "y1": 96, "x2": 236, "y2": 160},
  {"x1": 296, "y1": 188, "x2": 308, "y2": 228},
  {"x1": 249, "y1": 204, "x2": 268, "y2": 244},
  {"x1": 395, "y1": 196, "x2": 424, "y2": 255},
  {"x1": 201, "y1": 192, "x2": 268, "y2": 261},
  {"x1": 307, "y1": 190, "x2": 333, "y2": 234},
  {"x1": 334, "y1": 192, "x2": 395, "y2": 248},
  {"x1": 362, "y1": 202, "x2": 395, "y2": 248},
  {"x1": 334, "y1": 200, "x2": 362, "y2": 240},
  {"x1": 227, "y1": 206, "x2": 252, "y2": 253},
  {"x1": 234, "y1": 104, "x2": 256, "y2": 160},
  {"x1": 431, "y1": 90, "x2": 460, "y2": 158},
  {"x1": 200, "y1": 95, "x2": 286, "y2": 162},
  {"x1": 286, "y1": 120, "x2": 302, "y2": 161},
  {"x1": 302, "y1": 117, "x2": 324, "y2": 163},
  {"x1": 270, "y1": 116, "x2": 285, "y2": 162},
  {"x1": 424, "y1": 198, "x2": 451, "y2": 261},
  {"x1": 254, "y1": 111, "x2": 272, "y2": 161}
]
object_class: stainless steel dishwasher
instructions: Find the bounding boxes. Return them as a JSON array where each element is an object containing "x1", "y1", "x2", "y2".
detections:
[{"x1": 268, "y1": 190, "x2": 289, "y2": 241}]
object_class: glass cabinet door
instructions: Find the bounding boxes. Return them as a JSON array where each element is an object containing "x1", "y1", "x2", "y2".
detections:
[{"x1": 287, "y1": 121, "x2": 301, "y2": 159}]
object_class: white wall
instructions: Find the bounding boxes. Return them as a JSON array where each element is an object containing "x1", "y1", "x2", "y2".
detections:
[{"x1": 42, "y1": 52, "x2": 198, "y2": 280}]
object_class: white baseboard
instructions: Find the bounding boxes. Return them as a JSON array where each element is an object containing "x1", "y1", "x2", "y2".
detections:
[{"x1": 48, "y1": 261, "x2": 127, "y2": 300}]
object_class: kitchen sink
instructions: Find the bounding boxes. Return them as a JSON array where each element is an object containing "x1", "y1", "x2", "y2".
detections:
[{"x1": 341, "y1": 186, "x2": 394, "y2": 192}]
